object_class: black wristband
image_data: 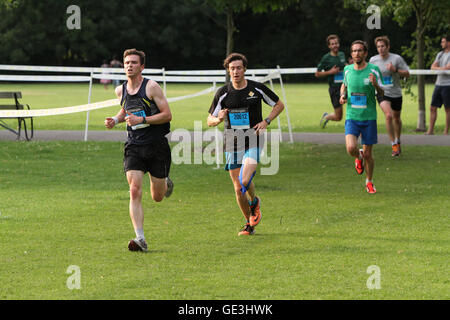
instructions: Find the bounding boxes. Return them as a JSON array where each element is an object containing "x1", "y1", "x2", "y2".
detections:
[{"x1": 142, "y1": 116, "x2": 146, "y2": 124}]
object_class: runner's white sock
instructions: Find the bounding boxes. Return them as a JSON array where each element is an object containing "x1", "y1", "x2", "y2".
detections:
[
  {"x1": 366, "y1": 179, "x2": 373, "y2": 184},
  {"x1": 135, "y1": 228, "x2": 145, "y2": 241}
]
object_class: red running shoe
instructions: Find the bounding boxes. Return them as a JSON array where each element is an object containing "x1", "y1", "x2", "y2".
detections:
[
  {"x1": 366, "y1": 182, "x2": 377, "y2": 194},
  {"x1": 355, "y1": 149, "x2": 364, "y2": 175}
]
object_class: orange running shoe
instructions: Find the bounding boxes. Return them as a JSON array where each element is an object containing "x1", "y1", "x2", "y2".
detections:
[
  {"x1": 355, "y1": 149, "x2": 364, "y2": 175},
  {"x1": 366, "y1": 182, "x2": 377, "y2": 194},
  {"x1": 392, "y1": 144, "x2": 400, "y2": 157},
  {"x1": 249, "y1": 196, "x2": 262, "y2": 227},
  {"x1": 238, "y1": 223, "x2": 255, "y2": 236}
]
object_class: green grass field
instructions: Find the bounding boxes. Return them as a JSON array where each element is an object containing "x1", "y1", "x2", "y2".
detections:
[
  {"x1": 0, "y1": 82, "x2": 449, "y2": 134},
  {"x1": 0, "y1": 141, "x2": 449, "y2": 300}
]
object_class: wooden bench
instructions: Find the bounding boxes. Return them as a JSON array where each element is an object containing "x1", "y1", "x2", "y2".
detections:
[{"x1": 0, "y1": 92, "x2": 34, "y2": 140}]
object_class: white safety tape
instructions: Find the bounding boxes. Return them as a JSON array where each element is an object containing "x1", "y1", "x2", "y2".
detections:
[
  {"x1": 0, "y1": 64, "x2": 164, "y2": 74},
  {"x1": 0, "y1": 99, "x2": 119, "y2": 118},
  {"x1": 0, "y1": 86, "x2": 216, "y2": 118},
  {"x1": 0, "y1": 75, "x2": 92, "y2": 82}
]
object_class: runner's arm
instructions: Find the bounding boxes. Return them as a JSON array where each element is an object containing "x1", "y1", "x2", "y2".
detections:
[
  {"x1": 145, "y1": 80, "x2": 172, "y2": 124},
  {"x1": 105, "y1": 86, "x2": 126, "y2": 128}
]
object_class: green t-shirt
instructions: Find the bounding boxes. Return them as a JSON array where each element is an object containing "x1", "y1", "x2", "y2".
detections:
[
  {"x1": 317, "y1": 51, "x2": 346, "y2": 87},
  {"x1": 343, "y1": 63, "x2": 383, "y2": 121}
]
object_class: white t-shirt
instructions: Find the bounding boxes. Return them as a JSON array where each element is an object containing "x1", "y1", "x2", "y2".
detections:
[
  {"x1": 369, "y1": 53, "x2": 409, "y2": 98},
  {"x1": 434, "y1": 51, "x2": 450, "y2": 86}
]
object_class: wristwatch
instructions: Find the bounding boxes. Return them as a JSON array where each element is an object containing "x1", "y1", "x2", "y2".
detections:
[
  {"x1": 142, "y1": 116, "x2": 147, "y2": 124},
  {"x1": 264, "y1": 117, "x2": 271, "y2": 125}
]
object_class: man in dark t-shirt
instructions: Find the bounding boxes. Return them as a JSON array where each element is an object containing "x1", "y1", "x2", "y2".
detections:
[
  {"x1": 207, "y1": 53, "x2": 285, "y2": 236},
  {"x1": 105, "y1": 48, "x2": 173, "y2": 252},
  {"x1": 315, "y1": 34, "x2": 347, "y2": 128}
]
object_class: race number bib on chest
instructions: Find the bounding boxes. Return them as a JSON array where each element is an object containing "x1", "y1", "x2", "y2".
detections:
[
  {"x1": 228, "y1": 108, "x2": 250, "y2": 129},
  {"x1": 350, "y1": 93, "x2": 367, "y2": 109},
  {"x1": 383, "y1": 76, "x2": 393, "y2": 87},
  {"x1": 127, "y1": 109, "x2": 150, "y2": 130},
  {"x1": 334, "y1": 72, "x2": 344, "y2": 83}
]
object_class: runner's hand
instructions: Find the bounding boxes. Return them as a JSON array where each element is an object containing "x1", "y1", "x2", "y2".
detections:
[
  {"x1": 125, "y1": 111, "x2": 142, "y2": 126},
  {"x1": 369, "y1": 73, "x2": 377, "y2": 86},
  {"x1": 105, "y1": 117, "x2": 116, "y2": 129},
  {"x1": 218, "y1": 109, "x2": 228, "y2": 121},
  {"x1": 253, "y1": 121, "x2": 268, "y2": 136},
  {"x1": 329, "y1": 65, "x2": 340, "y2": 75}
]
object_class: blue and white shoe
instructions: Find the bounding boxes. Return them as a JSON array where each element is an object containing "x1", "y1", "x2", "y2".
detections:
[{"x1": 320, "y1": 112, "x2": 329, "y2": 129}]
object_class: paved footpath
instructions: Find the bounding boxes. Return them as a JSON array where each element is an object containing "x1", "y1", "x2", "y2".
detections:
[{"x1": 0, "y1": 130, "x2": 449, "y2": 146}]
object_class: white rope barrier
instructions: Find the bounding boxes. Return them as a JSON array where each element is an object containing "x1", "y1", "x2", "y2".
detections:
[{"x1": 0, "y1": 86, "x2": 218, "y2": 118}]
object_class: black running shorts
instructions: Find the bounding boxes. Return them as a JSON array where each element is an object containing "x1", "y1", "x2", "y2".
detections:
[
  {"x1": 123, "y1": 138, "x2": 171, "y2": 179},
  {"x1": 431, "y1": 85, "x2": 450, "y2": 109},
  {"x1": 328, "y1": 86, "x2": 342, "y2": 109},
  {"x1": 376, "y1": 95, "x2": 403, "y2": 111}
]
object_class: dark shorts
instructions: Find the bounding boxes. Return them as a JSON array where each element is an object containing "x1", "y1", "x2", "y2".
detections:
[
  {"x1": 123, "y1": 138, "x2": 171, "y2": 178},
  {"x1": 376, "y1": 95, "x2": 403, "y2": 111},
  {"x1": 431, "y1": 85, "x2": 450, "y2": 109},
  {"x1": 329, "y1": 86, "x2": 343, "y2": 109},
  {"x1": 345, "y1": 119, "x2": 378, "y2": 145}
]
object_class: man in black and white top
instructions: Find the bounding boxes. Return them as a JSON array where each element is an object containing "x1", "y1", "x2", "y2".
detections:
[{"x1": 207, "y1": 53, "x2": 284, "y2": 236}]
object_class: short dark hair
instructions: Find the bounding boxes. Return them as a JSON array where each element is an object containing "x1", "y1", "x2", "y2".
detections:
[
  {"x1": 351, "y1": 40, "x2": 368, "y2": 52},
  {"x1": 327, "y1": 34, "x2": 340, "y2": 45},
  {"x1": 223, "y1": 53, "x2": 248, "y2": 70},
  {"x1": 374, "y1": 36, "x2": 390, "y2": 47},
  {"x1": 123, "y1": 48, "x2": 145, "y2": 65},
  {"x1": 444, "y1": 35, "x2": 450, "y2": 42}
]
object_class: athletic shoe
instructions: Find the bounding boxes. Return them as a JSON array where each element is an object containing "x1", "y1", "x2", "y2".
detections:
[
  {"x1": 128, "y1": 238, "x2": 148, "y2": 252},
  {"x1": 320, "y1": 112, "x2": 329, "y2": 129},
  {"x1": 238, "y1": 223, "x2": 255, "y2": 236},
  {"x1": 355, "y1": 149, "x2": 364, "y2": 175},
  {"x1": 392, "y1": 144, "x2": 400, "y2": 157},
  {"x1": 249, "y1": 197, "x2": 262, "y2": 227},
  {"x1": 366, "y1": 182, "x2": 377, "y2": 194},
  {"x1": 165, "y1": 177, "x2": 174, "y2": 198}
]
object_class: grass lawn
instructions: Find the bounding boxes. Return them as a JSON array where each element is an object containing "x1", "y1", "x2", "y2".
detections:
[
  {"x1": 0, "y1": 141, "x2": 448, "y2": 300},
  {"x1": 0, "y1": 82, "x2": 448, "y2": 134}
]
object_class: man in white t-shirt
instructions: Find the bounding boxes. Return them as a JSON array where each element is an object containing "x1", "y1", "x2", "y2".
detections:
[
  {"x1": 426, "y1": 35, "x2": 450, "y2": 135},
  {"x1": 370, "y1": 36, "x2": 410, "y2": 156}
]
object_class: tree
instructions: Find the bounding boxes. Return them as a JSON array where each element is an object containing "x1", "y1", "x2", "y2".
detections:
[
  {"x1": 196, "y1": 0, "x2": 300, "y2": 81},
  {"x1": 345, "y1": 0, "x2": 450, "y2": 131}
]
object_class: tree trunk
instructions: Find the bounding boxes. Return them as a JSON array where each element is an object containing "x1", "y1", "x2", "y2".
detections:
[
  {"x1": 225, "y1": 2, "x2": 234, "y2": 83},
  {"x1": 415, "y1": 14, "x2": 427, "y2": 131}
]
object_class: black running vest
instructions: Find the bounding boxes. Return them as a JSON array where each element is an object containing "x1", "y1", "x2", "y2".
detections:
[{"x1": 121, "y1": 78, "x2": 170, "y2": 145}]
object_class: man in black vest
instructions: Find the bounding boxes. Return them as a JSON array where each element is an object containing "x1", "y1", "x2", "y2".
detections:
[{"x1": 105, "y1": 48, "x2": 173, "y2": 252}]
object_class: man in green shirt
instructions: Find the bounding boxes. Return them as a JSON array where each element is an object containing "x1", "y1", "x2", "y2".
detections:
[
  {"x1": 339, "y1": 40, "x2": 384, "y2": 194},
  {"x1": 316, "y1": 34, "x2": 347, "y2": 128}
]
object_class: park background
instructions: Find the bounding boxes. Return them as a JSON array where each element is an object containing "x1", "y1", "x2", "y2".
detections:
[{"x1": 0, "y1": 0, "x2": 449, "y2": 301}]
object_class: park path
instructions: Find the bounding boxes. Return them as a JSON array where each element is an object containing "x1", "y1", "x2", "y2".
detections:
[{"x1": 1, "y1": 130, "x2": 449, "y2": 146}]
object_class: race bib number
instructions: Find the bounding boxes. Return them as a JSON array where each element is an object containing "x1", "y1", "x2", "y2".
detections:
[
  {"x1": 229, "y1": 109, "x2": 250, "y2": 129},
  {"x1": 334, "y1": 72, "x2": 344, "y2": 83},
  {"x1": 350, "y1": 93, "x2": 367, "y2": 109},
  {"x1": 383, "y1": 76, "x2": 393, "y2": 87},
  {"x1": 130, "y1": 110, "x2": 149, "y2": 130}
]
